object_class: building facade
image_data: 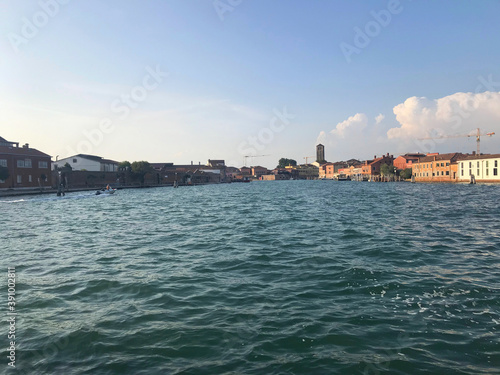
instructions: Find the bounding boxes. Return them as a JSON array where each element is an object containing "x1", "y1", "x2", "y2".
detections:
[
  {"x1": 393, "y1": 153, "x2": 425, "y2": 170},
  {"x1": 0, "y1": 138, "x2": 52, "y2": 188},
  {"x1": 457, "y1": 154, "x2": 500, "y2": 183},
  {"x1": 361, "y1": 154, "x2": 394, "y2": 179},
  {"x1": 53, "y1": 154, "x2": 118, "y2": 172},
  {"x1": 412, "y1": 153, "x2": 464, "y2": 182}
]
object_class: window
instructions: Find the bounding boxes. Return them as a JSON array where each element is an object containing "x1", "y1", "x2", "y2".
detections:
[
  {"x1": 446, "y1": 162, "x2": 449, "y2": 166},
  {"x1": 17, "y1": 175, "x2": 21, "y2": 183},
  {"x1": 495, "y1": 160, "x2": 498, "y2": 168},
  {"x1": 446, "y1": 171, "x2": 449, "y2": 176},
  {"x1": 477, "y1": 161, "x2": 480, "y2": 167},
  {"x1": 73, "y1": 158, "x2": 77, "y2": 163},
  {"x1": 0, "y1": 159, "x2": 6, "y2": 167},
  {"x1": 486, "y1": 161, "x2": 489, "y2": 168},
  {"x1": 477, "y1": 169, "x2": 480, "y2": 176},
  {"x1": 38, "y1": 161, "x2": 48, "y2": 169},
  {"x1": 469, "y1": 162, "x2": 472, "y2": 168},
  {"x1": 441, "y1": 163, "x2": 444, "y2": 167},
  {"x1": 494, "y1": 168, "x2": 498, "y2": 176},
  {"x1": 29, "y1": 175, "x2": 32, "y2": 182},
  {"x1": 486, "y1": 169, "x2": 489, "y2": 176},
  {"x1": 16, "y1": 159, "x2": 31, "y2": 168},
  {"x1": 461, "y1": 169, "x2": 464, "y2": 176},
  {"x1": 0, "y1": 179, "x2": 4, "y2": 183},
  {"x1": 432, "y1": 172, "x2": 435, "y2": 176},
  {"x1": 469, "y1": 169, "x2": 472, "y2": 176}
]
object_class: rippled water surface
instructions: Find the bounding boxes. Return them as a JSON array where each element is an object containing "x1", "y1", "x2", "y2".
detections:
[{"x1": 2, "y1": 181, "x2": 500, "y2": 374}]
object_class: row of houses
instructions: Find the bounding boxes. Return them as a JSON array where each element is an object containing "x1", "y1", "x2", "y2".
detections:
[{"x1": 2, "y1": 135, "x2": 500, "y2": 189}]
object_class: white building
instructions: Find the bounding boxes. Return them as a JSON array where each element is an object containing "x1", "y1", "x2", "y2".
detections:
[
  {"x1": 53, "y1": 154, "x2": 118, "y2": 172},
  {"x1": 458, "y1": 154, "x2": 500, "y2": 182}
]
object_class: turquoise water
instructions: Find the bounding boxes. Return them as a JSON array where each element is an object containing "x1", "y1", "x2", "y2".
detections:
[{"x1": 2, "y1": 181, "x2": 500, "y2": 374}]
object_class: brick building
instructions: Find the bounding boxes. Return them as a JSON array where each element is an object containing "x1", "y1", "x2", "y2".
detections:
[{"x1": 0, "y1": 137, "x2": 52, "y2": 189}]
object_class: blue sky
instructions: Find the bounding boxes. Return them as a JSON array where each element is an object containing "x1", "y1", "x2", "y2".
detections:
[{"x1": 1, "y1": 0, "x2": 500, "y2": 168}]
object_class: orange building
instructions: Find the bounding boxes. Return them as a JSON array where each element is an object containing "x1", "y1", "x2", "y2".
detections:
[
  {"x1": 412, "y1": 153, "x2": 465, "y2": 182},
  {"x1": 361, "y1": 154, "x2": 394, "y2": 179},
  {"x1": 393, "y1": 153, "x2": 425, "y2": 170}
]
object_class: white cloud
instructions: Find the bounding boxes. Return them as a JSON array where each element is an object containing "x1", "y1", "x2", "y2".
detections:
[
  {"x1": 330, "y1": 113, "x2": 368, "y2": 138},
  {"x1": 375, "y1": 113, "x2": 385, "y2": 125},
  {"x1": 387, "y1": 91, "x2": 500, "y2": 140}
]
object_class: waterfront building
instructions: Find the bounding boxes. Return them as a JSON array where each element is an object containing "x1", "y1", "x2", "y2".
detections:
[
  {"x1": 361, "y1": 153, "x2": 394, "y2": 180},
  {"x1": 153, "y1": 161, "x2": 226, "y2": 184},
  {"x1": 318, "y1": 162, "x2": 334, "y2": 179},
  {"x1": 393, "y1": 153, "x2": 426, "y2": 170},
  {"x1": 0, "y1": 137, "x2": 52, "y2": 189},
  {"x1": 457, "y1": 154, "x2": 500, "y2": 183},
  {"x1": 251, "y1": 166, "x2": 269, "y2": 179},
  {"x1": 412, "y1": 153, "x2": 465, "y2": 182},
  {"x1": 53, "y1": 154, "x2": 118, "y2": 172},
  {"x1": 285, "y1": 164, "x2": 319, "y2": 179}
]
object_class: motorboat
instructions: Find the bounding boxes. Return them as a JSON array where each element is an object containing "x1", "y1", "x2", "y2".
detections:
[{"x1": 95, "y1": 188, "x2": 116, "y2": 195}]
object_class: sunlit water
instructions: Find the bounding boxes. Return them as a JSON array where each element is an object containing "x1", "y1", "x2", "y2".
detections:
[{"x1": 2, "y1": 181, "x2": 500, "y2": 374}]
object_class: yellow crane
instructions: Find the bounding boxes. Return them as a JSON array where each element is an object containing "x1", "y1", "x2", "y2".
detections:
[
  {"x1": 243, "y1": 154, "x2": 270, "y2": 167},
  {"x1": 418, "y1": 128, "x2": 495, "y2": 154}
]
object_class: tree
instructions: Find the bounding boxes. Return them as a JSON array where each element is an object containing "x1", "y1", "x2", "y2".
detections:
[
  {"x1": 118, "y1": 161, "x2": 131, "y2": 171},
  {"x1": 380, "y1": 163, "x2": 394, "y2": 177},
  {"x1": 400, "y1": 168, "x2": 413, "y2": 180},
  {"x1": 131, "y1": 161, "x2": 154, "y2": 185},
  {"x1": 277, "y1": 158, "x2": 297, "y2": 168},
  {"x1": 61, "y1": 162, "x2": 72, "y2": 171},
  {"x1": 0, "y1": 166, "x2": 9, "y2": 181}
]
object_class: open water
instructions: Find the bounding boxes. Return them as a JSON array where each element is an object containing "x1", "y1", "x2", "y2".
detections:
[{"x1": 2, "y1": 180, "x2": 500, "y2": 374}]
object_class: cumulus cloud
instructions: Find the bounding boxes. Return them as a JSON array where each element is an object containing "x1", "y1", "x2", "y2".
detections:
[
  {"x1": 387, "y1": 91, "x2": 500, "y2": 140},
  {"x1": 330, "y1": 113, "x2": 368, "y2": 138},
  {"x1": 316, "y1": 113, "x2": 387, "y2": 160},
  {"x1": 375, "y1": 113, "x2": 384, "y2": 125}
]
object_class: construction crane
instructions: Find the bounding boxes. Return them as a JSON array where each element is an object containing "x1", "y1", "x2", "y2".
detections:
[
  {"x1": 418, "y1": 128, "x2": 495, "y2": 154},
  {"x1": 303, "y1": 156, "x2": 315, "y2": 165},
  {"x1": 243, "y1": 154, "x2": 270, "y2": 167}
]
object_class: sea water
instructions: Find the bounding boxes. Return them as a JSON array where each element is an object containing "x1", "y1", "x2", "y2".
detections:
[{"x1": 2, "y1": 180, "x2": 500, "y2": 374}]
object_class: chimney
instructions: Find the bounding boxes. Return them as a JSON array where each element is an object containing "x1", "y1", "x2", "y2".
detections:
[
  {"x1": 191, "y1": 161, "x2": 193, "y2": 165},
  {"x1": 374, "y1": 155, "x2": 376, "y2": 159},
  {"x1": 472, "y1": 151, "x2": 476, "y2": 155},
  {"x1": 23, "y1": 143, "x2": 29, "y2": 148}
]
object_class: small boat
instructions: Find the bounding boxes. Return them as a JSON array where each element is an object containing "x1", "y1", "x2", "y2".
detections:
[{"x1": 95, "y1": 188, "x2": 116, "y2": 195}]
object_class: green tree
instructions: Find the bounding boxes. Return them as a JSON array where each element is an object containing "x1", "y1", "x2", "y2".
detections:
[
  {"x1": 131, "y1": 161, "x2": 154, "y2": 185},
  {"x1": 118, "y1": 161, "x2": 131, "y2": 171},
  {"x1": 277, "y1": 158, "x2": 297, "y2": 168},
  {"x1": 62, "y1": 162, "x2": 72, "y2": 171},
  {"x1": 0, "y1": 166, "x2": 9, "y2": 181},
  {"x1": 380, "y1": 163, "x2": 394, "y2": 176},
  {"x1": 400, "y1": 168, "x2": 412, "y2": 180}
]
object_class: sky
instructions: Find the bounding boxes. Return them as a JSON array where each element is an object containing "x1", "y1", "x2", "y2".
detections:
[{"x1": 1, "y1": 0, "x2": 500, "y2": 169}]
